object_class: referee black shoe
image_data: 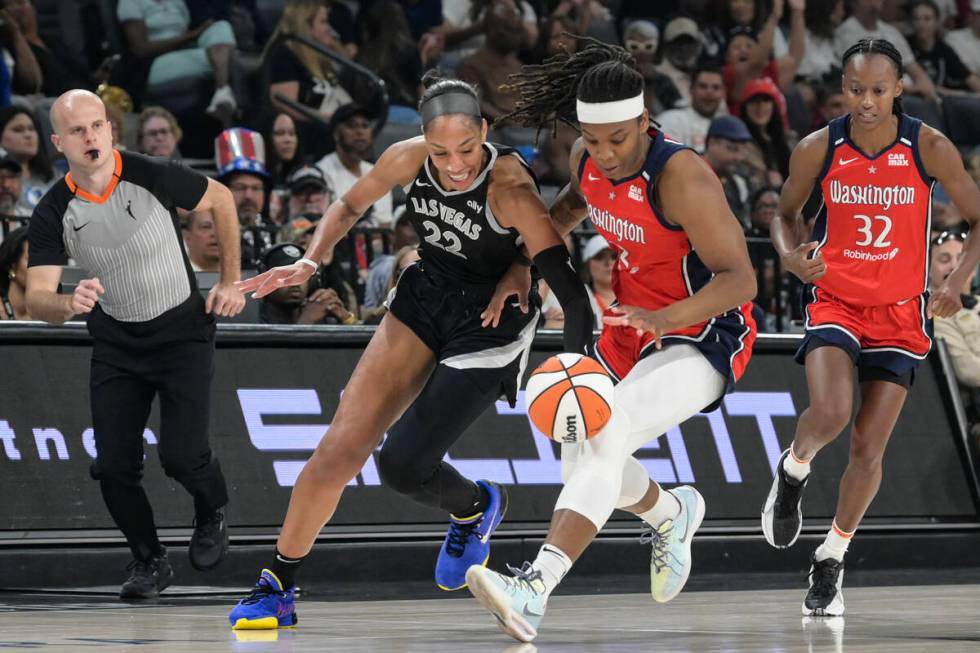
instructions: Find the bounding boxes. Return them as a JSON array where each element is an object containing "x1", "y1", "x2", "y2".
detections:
[
  {"x1": 120, "y1": 547, "x2": 174, "y2": 599},
  {"x1": 761, "y1": 449, "x2": 808, "y2": 548},
  {"x1": 189, "y1": 509, "x2": 229, "y2": 571}
]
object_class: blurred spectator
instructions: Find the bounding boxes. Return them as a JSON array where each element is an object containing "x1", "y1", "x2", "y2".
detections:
[
  {"x1": 215, "y1": 127, "x2": 274, "y2": 265},
  {"x1": 704, "y1": 0, "x2": 794, "y2": 65},
  {"x1": 703, "y1": 115, "x2": 753, "y2": 227},
  {"x1": 656, "y1": 65, "x2": 728, "y2": 152},
  {"x1": 182, "y1": 209, "x2": 221, "y2": 272},
  {"x1": 2, "y1": 0, "x2": 96, "y2": 95},
  {"x1": 746, "y1": 186, "x2": 780, "y2": 237},
  {"x1": 356, "y1": 0, "x2": 424, "y2": 109},
  {"x1": 534, "y1": 17, "x2": 581, "y2": 185},
  {"x1": 965, "y1": 148, "x2": 980, "y2": 187},
  {"x1": 722, "y1": 0, "x2": 805, "y2": 114},
  {"x1": 258, "y1": 242, "x2": 359, "y2": 325},
  {"x1": 456, "y1": 1, "x2": 525, "y2": 121},
  {"x1": 0, "y1": 148, "x2": 26, "y2": 219},
  {"x1": 315, "y1": 104, "x2": 392, "y2": 227},
  {"x1": 740, "y1": 78, "x2": 791, "y2": 188},
  {"x1": 362, "y1": 244, "x2": 420, "y2": 324},
  {"x1": 930, "y1": 232, "x2": 980, "y2": 390},
  {"x1": 0, "y1": 224, "x2": 28, "y2": 319},
  {"x1": 816, "y1": 81, "x2": 848, "y2": 124},
  {"x1": 264, "y1": 0, "x2": 353, "y2": 139},
  {"x1": 363, "y1": 210, "x2": 420, "y2": 310},
  {"x1": 945, "y1": 0, "x2": 980, "y2": 75},
  {"x1": 624, "y1": 20, "x2": 681, "y2": 114},
  {"x1": 285, "y1": 164, "x2": 333, "y2": 222},
  {"x1": 798, "y1": 0, "x2": 847, "y2": 81},
  {"x1": 105, "y1": 103, "x2": 127, "y2": 150},
  {"x1": 266, "y1": 112, "x2": 303, "y2": 187},
  {"x1": 0, "y1": 106, "x2": 52, "y2": 214},
  {"x1": 117, "y1": 0, "x2": 238, "y2": 120},
  {"x1": 138, "y1": 106, "x2": 182, "y2": 158},
  {"x1": 550, "y1": 0, "x2": 617, "y2": 44},
  {"x1": 834, "y1": 0, "x2": 938, "y2": 100},
  {"x1": 441, "y1": 0, "x2": 538, "y2": 62},
  {"x1": 657, "y1": 18, "x2": 706, "y2": 109},
  {"x1": 0, "y1": 0, "x2": 40, "y2": 95},
  {"x1": 368, "y1": 0, "x2": 443, "y2": 42},
  {"x1": 910, "y1": 0, "x2": 980, "y2": 92}
]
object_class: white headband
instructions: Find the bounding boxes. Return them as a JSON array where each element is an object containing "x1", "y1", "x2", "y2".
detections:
[{"x1": 576, "y1": 92, "x2": 645, "y2": 124}]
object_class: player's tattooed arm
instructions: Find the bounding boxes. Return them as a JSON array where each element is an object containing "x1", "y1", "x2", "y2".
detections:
[{"x1": 548, "y1": 138, "x2": 590, "y2": 237}]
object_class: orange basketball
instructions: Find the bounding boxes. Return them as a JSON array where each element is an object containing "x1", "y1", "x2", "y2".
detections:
[{"x1": 525, "y1": 353, "x2": 614, "y2": 443}]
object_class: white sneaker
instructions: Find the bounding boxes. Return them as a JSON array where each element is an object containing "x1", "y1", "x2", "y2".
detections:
[
  {"x1": 644, "y1": 485, "x2": 705, "y2": 603},
  {"x1": 466, "y1": 563, "x2": 547, "y2": 643},
  {"x1": 207, "y1": 85, "x2": 237, "y2": 119}
]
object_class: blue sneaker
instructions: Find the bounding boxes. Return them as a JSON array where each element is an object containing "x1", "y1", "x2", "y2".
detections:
[
  {"x1": 229, "y1": 569, "x2": 297, "y2": 630},
  {"x1": 466, "y1": 562, "x2": 547, "y2": 643},
  {"x1": 643, "y1": 485, "x2": 705, "y2": 603},
  {"x1": 435, "y1": 480, "x2": 508, "y2": 590}
]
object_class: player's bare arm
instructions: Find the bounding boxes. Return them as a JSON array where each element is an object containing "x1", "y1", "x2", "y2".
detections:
[
  {"x1": 238, "y1": 138, "x2": 428, "y2": 298},
  {"x1": 773, "y1": 127, "x2": 829, "y2": 283},
  {"x1": 548, "y1": 138, "x2": 590, "y2": 237}
]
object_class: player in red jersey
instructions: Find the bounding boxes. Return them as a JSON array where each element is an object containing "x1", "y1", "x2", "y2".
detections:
[
  {"x1": 761, "y1": 38, "x2": 980, "y2": 616},
  {"x1": 464, "y1": 39, "x2": 758, "y2": 642}
]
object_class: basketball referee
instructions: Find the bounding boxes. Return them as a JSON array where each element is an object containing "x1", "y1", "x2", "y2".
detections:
[{"x1": 25, "y1": 90, "x2": 245, "y2": 599}]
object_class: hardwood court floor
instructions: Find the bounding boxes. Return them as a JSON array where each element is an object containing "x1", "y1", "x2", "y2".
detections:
[{"x1": 1, "y1": 584, "x2": 978, "y2": 652}]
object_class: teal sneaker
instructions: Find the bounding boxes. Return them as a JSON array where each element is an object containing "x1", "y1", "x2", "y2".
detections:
[
  {"x1": 466, "y1": 562, "x2": 547, "y2": 643},
  {"x1": 229, "y1": 569, "x2": 297, "y2": 630},
  {"x1": 435, "y1": 480, "x2": 508, "y2": 590},
  {"x1": 643, "y1": 485, "x2": 706, "y2": 603}
]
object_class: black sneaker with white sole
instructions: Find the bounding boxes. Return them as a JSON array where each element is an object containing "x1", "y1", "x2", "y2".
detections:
[
  {"x1": 761, "y1": 448, "x2": 808, "y2": 548},
  {"x1": 804, "y1": 553, "x2": 845, "y2": 616}
]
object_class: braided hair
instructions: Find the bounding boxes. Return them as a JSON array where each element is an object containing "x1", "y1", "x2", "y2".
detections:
[
  {"x1": 841, "y1": 39, "x2": 905, "y2": 116},
  {"x1": 499, "y1": 35, "x2": 643, "y2": 135}
]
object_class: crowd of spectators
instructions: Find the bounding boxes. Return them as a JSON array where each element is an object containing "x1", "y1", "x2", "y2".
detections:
[{"x1": 0, "y1": 0, "x2": 978, "y2": 341}]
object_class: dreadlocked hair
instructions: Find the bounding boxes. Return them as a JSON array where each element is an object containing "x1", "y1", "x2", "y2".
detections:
[
  {"x1": 498, "y1": 35, "x2": 643, "y2": 136},
  {"x1": 841, "y1": 38, "x2": 905, "y2": 116}
]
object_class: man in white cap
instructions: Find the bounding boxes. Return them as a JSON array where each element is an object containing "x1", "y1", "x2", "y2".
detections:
[
  {"x1": 656, "y1": 17, "x2": 704, "y2": 107},
  {"x1": 946, "y1": 0, "x2": 980, "y2": 75}
]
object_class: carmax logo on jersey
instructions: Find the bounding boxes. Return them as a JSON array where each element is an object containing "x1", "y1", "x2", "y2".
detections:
[
  {"x1": 843, "y1": 247, "x2": 900, "y2": 261},
  {"x1": 587, "y1": 204, "x2": 646, "y2": 244}
]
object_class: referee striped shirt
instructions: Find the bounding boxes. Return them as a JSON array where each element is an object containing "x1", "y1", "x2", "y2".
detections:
[{"x1": 28, "y1": 150, "x2": 208, "y2": 322}]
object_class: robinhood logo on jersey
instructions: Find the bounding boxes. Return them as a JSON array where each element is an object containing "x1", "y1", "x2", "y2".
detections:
[
  {"x1": 587, "y1": 204, "x2": 646, "y2": 244},
  {"x1": 843, "y1": 247, "x2": 900, "y2": 261},
  {"x1": 829, "y1": 180, "x2": 916, "y2": 210}
]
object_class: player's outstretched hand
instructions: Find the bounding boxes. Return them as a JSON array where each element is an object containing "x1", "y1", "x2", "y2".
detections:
[
  {"x1": 481, "y1": 261, "x2": 531, "y2": 328},
  {"x1": 71, "y1": 277, "x2": 104, "y2": 315},
  {"x1": 235, "y1": 262, "x2": 315, "y2": 299},
  {"x1": 603, "y1": 305, "x2": 668, "y2": 349},
  {"x1": 207, "y1": 281, "x2": 246, "y2": 317},
  {"x1": 782, "y1": 241, "x2": 826, "y2": 283},
  {"x1": 928, "y1": 281, "x2": 963, "y2": 319}
]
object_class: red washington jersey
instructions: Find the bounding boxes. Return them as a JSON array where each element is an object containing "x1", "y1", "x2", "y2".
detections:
[
  {"x1": 578, "y1": 127, "x2": 755, "y2": 385},
  {"x1": 812, "y1": 113, "x2": 934, "y2": 306}
]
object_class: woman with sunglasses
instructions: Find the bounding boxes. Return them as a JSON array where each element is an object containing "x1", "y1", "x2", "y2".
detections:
[{"x1": 761, "y1": 39, "x2": 980, "y2": 617}]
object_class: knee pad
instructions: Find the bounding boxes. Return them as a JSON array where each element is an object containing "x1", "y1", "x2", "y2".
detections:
[{"x1": 615, "y1": 456, "x2": 650, "y2": 509}]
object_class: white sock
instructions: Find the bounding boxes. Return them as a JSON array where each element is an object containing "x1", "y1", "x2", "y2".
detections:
[
  {"x1": 782, "y1": 445, "x2": 812, "y2": 482},
  {"x1": 637, "y1": 486, "x2": 681, "y2": 527},
  {"x1": 815, "y1": 520, "x2": 853, "y2": 562},
  {"x1": 530, "y1": 544, "x2": 571, "y2": 598}
]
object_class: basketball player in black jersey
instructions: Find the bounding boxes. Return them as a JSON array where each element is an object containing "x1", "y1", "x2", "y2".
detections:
[{"x1": 228, "y1": 73, "x2": 594, "y2": 629}]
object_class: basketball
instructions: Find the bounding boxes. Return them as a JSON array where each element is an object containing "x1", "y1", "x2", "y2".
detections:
[{"x1": 525, "y1": 353, "x2": 614, "y2": 443}]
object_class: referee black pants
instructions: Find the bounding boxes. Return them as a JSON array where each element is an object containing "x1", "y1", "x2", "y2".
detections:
[{"x1": 87, "y1": 295, "x2": 228, "y2": 561}]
